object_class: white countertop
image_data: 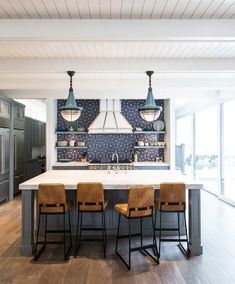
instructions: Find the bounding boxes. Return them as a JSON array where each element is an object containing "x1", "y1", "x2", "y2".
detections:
[
  {"x1": 52, "y1": 161, "x2": 169, "y2": 167},
  {"x1": 53, "y1": 162, "x2": 89, "y2": 166},
  {"x1": 19, "y1": 170, "x2": 202, "y2": 190}
]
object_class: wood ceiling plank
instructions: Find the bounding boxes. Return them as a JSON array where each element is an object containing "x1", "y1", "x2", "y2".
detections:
[
  {"x1": 77, "y1": 0, "x2": 91, "y2": 18},
  {"x1": 18, "y1": 0, "x2": 41, "y2": 19},
  {"x1": 8, "y1": 0, "x2": 30, "y2": 18},
  {"x1": 151, "y1": 0, "x2": 169, "y2": 19},
  {"x1": 140, "y1": 0, "x2": 157, "y2": 19},
  {"x1": 161, "y1": 0, "x2": 181, "y2": 19},
  {"x1": 0, "y1": 0, "x2": 20, "y2": 18},
  {"x1": 110, "y1": 0, "x2": 122, "y2": 19},
  {"x1": 88, "y1": 0, "x2": 100, "y2": 19},
  {"x1": 42, "y1": 0, "x2": 60, "y2": 18},
  {"x1": 200, "y1": 0, "x2": 224, "y2": 19},
  {"x1": 65, "y1": 0, "x2": 81, "y2": 19},
  {"x1": 131, "y1": 0, "x2": 146, "y2": 19},
  {"x1": 0, "y1": 4, "x2": 9, "y2": 18},
  {"x1": 53, "y1": 0, "x2": 71, "y2": 19},
  {"x1": 99, "y1": 0, "x2": 111, "y2": 19},
  {"x1": 30, "y1": 0, "x2": 50, "y2": 19},
  {"x1": 120, "y1": 0, "x2": 133, "y2": 19},
  {"x1": 220, "y1": 2, "x2": 235, "y2": 18},
  {"x1": 180, "y1": 0, "x2": 203, "y2": 19},
  {"x1": 191, "y1": 0, "x2": 217, "y2": 19}
]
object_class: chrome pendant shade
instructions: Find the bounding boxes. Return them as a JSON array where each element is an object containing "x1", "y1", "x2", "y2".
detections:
[
  {"x1": 139, "y1": 71, "x2": 162, "y2": 122},
  {"x1": 59, "y1": 71, "x2": 83, "y2": 122}
]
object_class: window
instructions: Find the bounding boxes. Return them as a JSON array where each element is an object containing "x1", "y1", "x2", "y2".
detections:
[
  {"x1": 223, "y1": 100, "x2": 235, "y2": 202},
  {"x1": 195, "y1": 106, "x2": 219, "y2": 194},
  {"x1": 176, "y1": 115, "x2": 193, "y2": 176}
]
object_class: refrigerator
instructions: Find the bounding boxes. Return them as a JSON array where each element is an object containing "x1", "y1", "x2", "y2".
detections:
[
  {"x1": 0, "y1": 128, "x2": 10, "y2": 202},
  {"x1": 14, "y1": 129, "x2": 24, "y2": 195}
]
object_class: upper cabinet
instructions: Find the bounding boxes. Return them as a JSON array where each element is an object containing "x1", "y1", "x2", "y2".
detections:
[
  {"x1": 13, "y1": 102, "x2": 25, "y2": 130},
  {"x1": 0, "y1": 100, "x2": 10, "y2": 118}
]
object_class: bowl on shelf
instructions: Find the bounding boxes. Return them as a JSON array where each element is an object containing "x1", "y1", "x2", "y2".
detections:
[
  {"x1": 57, "y1": 140, "x2": 68, "y2": 147},
  {"x1": 77, "y1": 141, "x2": 86, "y2": 147},
  {"x1": 77, "y1": 127, "x2": 85, "y2": 132},
  {"x1": 137, "y1": 140, "x2": 144, "y2": 146}
]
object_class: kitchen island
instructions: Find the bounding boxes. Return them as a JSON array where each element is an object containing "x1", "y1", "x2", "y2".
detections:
[{"x1": 19, "y1": 170, "x2": 203, "y2": 257}]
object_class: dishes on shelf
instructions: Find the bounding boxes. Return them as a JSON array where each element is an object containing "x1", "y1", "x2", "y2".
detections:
[
  {"x1": 57, "y1": 140, "x2": 68, "y2": 147},
  {"x1": 153, "y1": 120, "x2": 165, "y2": 131}
]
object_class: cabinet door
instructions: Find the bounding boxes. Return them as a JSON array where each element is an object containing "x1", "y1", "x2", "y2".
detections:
[{"x1": 0, "y1": 100, "x2": 10, "y2": 118}]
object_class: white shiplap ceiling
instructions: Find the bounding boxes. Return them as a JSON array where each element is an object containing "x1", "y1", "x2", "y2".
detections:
[
  {"x1": 0, "y1": 0, "x2": 234, "y2": 19},
  {"x1": 0, "y1": 40, "x2": 235, "y2": 58}
]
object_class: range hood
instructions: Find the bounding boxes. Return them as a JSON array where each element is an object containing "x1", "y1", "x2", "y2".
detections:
[{"x1": 88, "y1": 99, "x2": 133, "y2": 133}]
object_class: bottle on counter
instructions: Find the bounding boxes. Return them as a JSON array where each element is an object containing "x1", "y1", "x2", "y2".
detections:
[
  {"x1": 134, "y1": 152, "x2": 138, "y2": 162},
  {"x1": 80, "y1": 151, "x2": 87, "y2": 163}
]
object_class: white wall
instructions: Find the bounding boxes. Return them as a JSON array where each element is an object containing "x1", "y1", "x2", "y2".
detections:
[{"x1": 14, "y1": 99, "x2": 46, "y2": 122}]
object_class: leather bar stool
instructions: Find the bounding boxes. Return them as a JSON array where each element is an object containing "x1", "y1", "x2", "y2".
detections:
[
  {"x1": 114, "y1": 186, "x2": 159, "y2": 270},
  {"x1": 34, "y1": 183, "x2": 72, "y2": 261},
  {"x1": 155, "y1": 182, "x2": 190, "y2": 258},
  {"x1": 74, "y1": 182, "x2": 108, "y2": 258}
]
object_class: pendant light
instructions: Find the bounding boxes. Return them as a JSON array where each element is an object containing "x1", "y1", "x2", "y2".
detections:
[
  {"x1": 139, "y1": 71, "x2": 162, "y2": 122},
  {"x1": 59, "y1": 71, "x2": 83, "y2": 122}
]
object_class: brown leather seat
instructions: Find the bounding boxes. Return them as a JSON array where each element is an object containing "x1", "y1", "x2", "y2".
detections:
[
  {"x1": 115, "y1": 186, "x2": 154, "y2": 218},
  {"x1": 156, "y1": 182, "x2": 186, "y2": 212},
  {"x1": 154, "y1": 182, "x2": 190, "y2": 259},
  {"x1": 114, "y1": 186, "x2": 159, "y2": 269},
  {"x1": 75, "y1": 182, "x2": 107, "y2": 258},
  {"x1": 34, "y1": 183, "x2": 72, "y2": 261},
  {"x1": 38, "y1": 183, "x2": 68, "y2": 213},
  {"x1": 77, "y1": 182, "x2": 107, "y2": 211}
]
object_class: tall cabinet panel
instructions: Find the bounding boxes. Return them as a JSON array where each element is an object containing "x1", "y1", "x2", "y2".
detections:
[
  {"x1": 13, "y1": 102, "x2": 25, "y2": 195},
  {"x1": 0, "y1": 97, "x2": 11, "y2": 202}
]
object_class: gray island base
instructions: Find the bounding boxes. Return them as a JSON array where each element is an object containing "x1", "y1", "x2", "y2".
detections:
[{"x1": 19, "y1": 170, "x2": 203, "y2": 257}]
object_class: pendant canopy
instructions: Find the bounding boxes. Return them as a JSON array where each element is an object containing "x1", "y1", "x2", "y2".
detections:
[
  {"x1": 59, "y1": 71, "x2": 83, "y2": 122},
  {"x1": 139, "y1": 71, "x2": 162, "y2": 122}
]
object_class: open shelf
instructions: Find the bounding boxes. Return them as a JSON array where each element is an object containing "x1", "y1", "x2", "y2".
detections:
[
  {"x1": 55, "y1": 146, "x2": 87, "y2": 149},
  {"x1": 56, "y1": 131, "x2": 87, "y2": 134},
  {"x1": 134, "y1": 146, "x2": 165, "y2": 149},
  {"x1": 133, "y1": 131, "x2": 165, "y2": 134}
]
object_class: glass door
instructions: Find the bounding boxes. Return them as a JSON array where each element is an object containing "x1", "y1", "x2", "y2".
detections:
[
  {"x1": 223, "y1": 100, "x2": 235, "y2": 202},
  {"x1": 195, "y1": 106, "x2": 219, "y2": 195}
]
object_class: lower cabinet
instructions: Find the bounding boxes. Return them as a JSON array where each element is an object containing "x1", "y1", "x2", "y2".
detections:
[
  {"x1": 24, "y1": 160, "x2": 42, "y2": 181},
  {"x1": 14, "y1": 174, "x2": 24, "y2": 195}
]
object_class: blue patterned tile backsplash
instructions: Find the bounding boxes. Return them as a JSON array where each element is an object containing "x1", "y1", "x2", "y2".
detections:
[{"x1": 57, "y1": 99, "x2": 165, "y2": 162}]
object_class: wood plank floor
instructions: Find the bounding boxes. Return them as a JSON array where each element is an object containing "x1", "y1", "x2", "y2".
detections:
[{"x1": 0, "y1": 192, "x2": 235, "y2": 284}]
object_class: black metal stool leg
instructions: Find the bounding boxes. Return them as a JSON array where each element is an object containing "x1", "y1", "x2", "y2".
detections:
[
  {"x1": 115, "y1": 214, "x2": 121, "y2": 253},
  {"x1": 63, "y1": 212, "x2": 66, "y2": 260},
  {"x1": 159, "y1": 211, "x2": 162, "y2": 258},
  {"x1": 128, "y1": 218, "x2": 131, "y2": 270},
  {"x1": 102, "y1": 211, "x2": 106, "y2": 258},
  {"x1": 44, "y1": 214, "x2": 47, "y2": 247},
  {"x1": 177, "y1": 212, "x2": 181, "y2": 242},
  {"x1": 68, "y1": 210, "x2": 72, "y2": 247},
  {"x1": 74, "y1": 210, "x2": 80, "y2": 257},
  {"x1": 151, "y1": 214, "x2": 160, "y2": 260},
  {"x1": 140, "y1": 218, "x2": 143, "y2": 247}
]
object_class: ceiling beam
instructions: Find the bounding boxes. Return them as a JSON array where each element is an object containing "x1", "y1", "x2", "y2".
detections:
[
  {"x1": 0, "y1": 20, "x2": 234, "y2": 41},
  {"x1": 0, "y1": 58, "x2": 235, "y2": 73}
]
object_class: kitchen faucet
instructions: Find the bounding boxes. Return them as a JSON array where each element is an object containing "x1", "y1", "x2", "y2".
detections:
[{"x1": 112, "y1": 151, "x2": 119, "y2": 173}]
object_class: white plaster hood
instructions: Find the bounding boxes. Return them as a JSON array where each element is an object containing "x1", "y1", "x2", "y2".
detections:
[{"x1": 88, "y1": 99, "x2": 133, "y2": 133}]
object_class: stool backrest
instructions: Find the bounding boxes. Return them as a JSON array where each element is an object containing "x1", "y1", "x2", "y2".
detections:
[
  {"x1": 38, "y1": 183, "x2": 66, "y2": 213},
  {"x1": 159, "y1": 182, "x2": 186, "y2": 211},
  {"x1": 127, "y1": 186, "x2": 154, "y2": 218},
  {"x1": 77, "y1": 182, "x2": 104, "y2": 211}
]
